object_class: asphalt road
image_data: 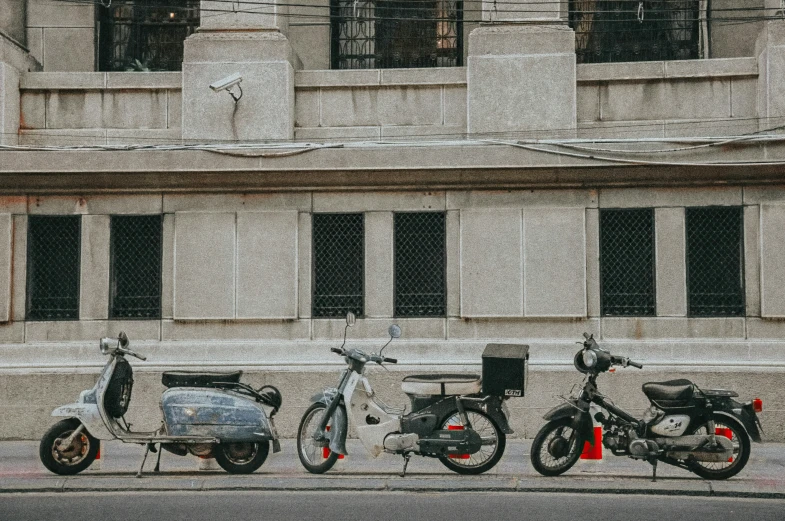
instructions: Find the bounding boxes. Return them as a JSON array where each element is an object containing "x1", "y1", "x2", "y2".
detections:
[{"x1": 2, "y1": 491, "x2": 784, "y2": 521}]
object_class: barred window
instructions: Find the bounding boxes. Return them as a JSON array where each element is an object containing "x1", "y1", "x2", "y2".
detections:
[
  {"x1": 394, "y1": 212, "x2": 446, "y2": 317},
  {"x1": 600, "y1": 209, "x2": 656, "y2": 316},
  {"x1": 686, "y1": 207, "x2": 745, "y2": 317},
  {"x1": 330, "y1": 0, "x2": 463, "y2": 69},
  {"x1": 313, "y1": 214, "x2": 365, "y2": 318},
  {"x1": 110, "y1": 215, "x2": 163, "y2": 319},
  {"x1": 26, "y1": 216, "x2": 81, "y2": 321},
  {"x1": 98, "y1": 0, "x2": 199, "y2": 72},
  {"x1": 570, "y1": 1, "x2": 701, "y2": 64}
]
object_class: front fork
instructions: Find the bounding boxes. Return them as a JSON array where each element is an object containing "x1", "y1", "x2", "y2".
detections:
[{"x1": 314, "y1": 369, "x2": 351, "y2": 442}]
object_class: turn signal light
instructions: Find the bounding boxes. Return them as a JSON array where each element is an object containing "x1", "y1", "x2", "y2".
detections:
[{"x1": 752, "y1": 398, "x2": 763, "y2": 413}]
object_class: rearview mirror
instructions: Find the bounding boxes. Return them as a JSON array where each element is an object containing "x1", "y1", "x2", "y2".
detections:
[
  {"x1": 388, "y1": 324, "x2": 401, "y2": 339},
  {"x1": 346, "y1": 312, "x2": 356, "y2": 327}
]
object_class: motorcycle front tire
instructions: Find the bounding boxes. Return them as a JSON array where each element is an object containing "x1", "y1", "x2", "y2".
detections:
[
  {"x1": 296, "y1": 402, "x2": 339, "y2": 474},
  {"x1": 530, "y1": 417, "x2": 585, "y2": 477},
  {"x1": 39, "y1": 418, "x2": 99, "y2": 476}
]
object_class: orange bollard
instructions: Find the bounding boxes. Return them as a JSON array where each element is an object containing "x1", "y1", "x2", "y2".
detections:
[
  {"x1": 322, "y1": 426, "x2": 345, "y2": 459},
  {"x1": 580, "y1": 404, "x2": 603, "y2": 460}
]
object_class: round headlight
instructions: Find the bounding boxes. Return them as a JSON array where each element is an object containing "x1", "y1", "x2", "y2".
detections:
[{"x1": 582, "y1": 349, "x2": 598, "y2": 368}]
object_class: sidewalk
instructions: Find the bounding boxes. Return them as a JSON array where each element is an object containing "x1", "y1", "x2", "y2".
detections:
[{"x1": 1, "y1": 439, "x2": 784, "y2": 498}]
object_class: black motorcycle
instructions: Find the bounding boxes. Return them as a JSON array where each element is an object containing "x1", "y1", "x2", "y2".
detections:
[{"x1": 530, "y1": 333, "x2": 764, "y2": 480}]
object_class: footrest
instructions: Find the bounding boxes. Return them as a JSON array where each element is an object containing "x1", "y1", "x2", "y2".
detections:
[{"x1": 161, "y1": 370, "x2": 242, "y2": 388}]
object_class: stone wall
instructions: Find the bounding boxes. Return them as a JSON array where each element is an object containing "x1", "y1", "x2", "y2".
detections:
[{"x1": 26, "y1": 0, "x2": 94, "y2": 72}]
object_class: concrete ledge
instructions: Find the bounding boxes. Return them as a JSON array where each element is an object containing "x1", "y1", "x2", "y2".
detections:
[
  {"x1": 296, "y1": 68, "x2": 466, "y2": 88},
  {"x1": 577, "y1": 58, "x2": 758, "y2": 83},
  {"x1": 21, "y1": 72, "x2": 182, "y2": 91}
]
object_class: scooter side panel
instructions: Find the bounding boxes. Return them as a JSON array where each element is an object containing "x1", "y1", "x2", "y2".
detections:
[
  {"x1": 161, "y1": 388, "x2": 273, "y2": 442},
  {"x1": 51, "y1": 403, "x2": 115, "y2": 440}
]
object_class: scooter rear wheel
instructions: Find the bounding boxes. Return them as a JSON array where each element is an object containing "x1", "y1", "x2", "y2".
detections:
[
  {"x1": 686, "y1": 414, "x2": 751, "y2": 480},
  {"x1": 530, "y1": 417, "x2": 584, "y2": 476},
  {"x1": 214, "y1": 441, "x2": 269, "y2": 474},
  {"x1": 39, "y1": 419, "x2": 99, "y2": 475},
  {"x1": 297, "y1": 402, "x2": 339, "y2": 474},
  {"x1": 438, "y1": 410, "x2": 506, "y2": 475}
]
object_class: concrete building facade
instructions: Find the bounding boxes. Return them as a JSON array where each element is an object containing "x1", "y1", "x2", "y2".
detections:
[{"x1": 1, "y1": 1, "x2": 784, "y2": 441}]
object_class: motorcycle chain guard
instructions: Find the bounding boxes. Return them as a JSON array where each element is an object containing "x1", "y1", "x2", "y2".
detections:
[{"x1": 417, "y1": 429, "x2": 482, "y2": 456}]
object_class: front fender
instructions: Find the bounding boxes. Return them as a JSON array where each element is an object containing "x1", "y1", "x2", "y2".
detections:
[
  {"x1": 309, "y1": 388, "x2": 348, "y2": 455},
  {"x1": 51, "y1": 403, "x2": 114, "y2": 440},
  {"x1": 310, "y1": 388, "x2": 339, "y2": 405},
  {"x1": 543, "y1": 401, "x2": 594, "y2": 446}
]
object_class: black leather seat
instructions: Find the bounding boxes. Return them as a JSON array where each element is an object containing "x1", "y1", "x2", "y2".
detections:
[{"x1": 642, "y1": 379, "x2": 694, "y2": 405}]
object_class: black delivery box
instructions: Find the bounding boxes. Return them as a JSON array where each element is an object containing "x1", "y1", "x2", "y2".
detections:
[{"x1": 481, "y1": 344, "x2": 529, "y2": 397}]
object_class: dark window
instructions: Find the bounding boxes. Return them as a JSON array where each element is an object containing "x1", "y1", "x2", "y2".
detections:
[
  {"x1": 394, "y1": 212, "x2": 446, "y2": 317},
  {"x1": 330, "y1": 0, "x2": 463, "y2": 69},
  {"x1": 110, "y1": 215, "x2": 163, "y2": 319},
  {"x1": 26, "y1": 216, "x2": 81, "y2": 321},
  {"x1": 98, "y1": 0, "x2": 199, "y2": 72},
  {"x1": 600, "y1": 209, "x2": 656, "y2": 316},
  {"x1": 686, "y1": 207, "x2": 744, "y2": 317},
  {"x1": 569, "y1": 1, "x2": 701, "y2": 64},
  {"x1": 313, "y1": 214, "x2": 364, "y2": 318}
]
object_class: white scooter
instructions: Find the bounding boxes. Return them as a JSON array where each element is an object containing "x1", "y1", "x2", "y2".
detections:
[
  {"x1": 40, "y1": 332, "x2": 282, "y2": 476},
  {"x1": 296, "y1": 313, "x2": 528, "y2": 476}
]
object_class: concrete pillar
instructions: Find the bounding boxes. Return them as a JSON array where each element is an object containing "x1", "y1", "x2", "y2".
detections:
[
  {"x1": 181, "y1": 1, "x2": 296, "y2": 142},
  {"x1": 467, "y1": 1, "x2": 576, "y2": 137},
  {"x1": 757, "y1": 19, "x2": 785, "y2": 132},
  {"x1": 0, "y1": 62, "x2": 19, "y2": 146}
]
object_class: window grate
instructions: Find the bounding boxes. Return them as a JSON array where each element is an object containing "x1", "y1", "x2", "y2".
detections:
[
  {"x1": 98, "y1": 0, "x2": 199, "y2": 72},
  {"x1": 330, "y1": 0, "x2": 462, "y2": 69},
  {"x1": 26, "y1": 216, "x2": 81, "y2": 321},
  {"x1": 394, "y1": 212, "x2": 446, "y2": 317},
  {"x1": 110, "y1": 215, "x2": 163, "y2": 319},
  {"x1": 686, "y1": 207, "x2": 745, "y2": 317},
  {"x1": 313, "y1": 214, "x2": 365, "y2": 318},
  {"x1": 600, "y1": 209, "x2": 656, "y2": 316},
  {"x1": 569, "y1": 1, "x2": 701, "y2": 64}
]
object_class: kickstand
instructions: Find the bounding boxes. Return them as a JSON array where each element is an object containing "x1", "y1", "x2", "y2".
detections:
[
  {"x1": 400, "y1": 453, "x2": 411, "y2": 478},
  {"x1": 650, "y1": 458, "x2": 658, "y2": 483},
  {"x1": 154, "y1": 444, "x2": 162, "y2": 473},
  {"x1": 136, "y1": 443, "x2": 151, "y2": 478}
]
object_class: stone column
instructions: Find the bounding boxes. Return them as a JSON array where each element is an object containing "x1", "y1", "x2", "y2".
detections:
[
  {"x1": 182, "y1": 1, "x2": 296, "y2": 142},
  {"x1": 467, "y1": 1, "x2": 576, "y2": 137},
  {"x1": 757, "y1": 19, "x2": 785, "y2": 132}
]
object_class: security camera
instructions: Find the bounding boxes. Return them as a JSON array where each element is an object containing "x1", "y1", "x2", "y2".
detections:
[{"x1": 209, "y1": 72, "x2": 242, "y2": 92}]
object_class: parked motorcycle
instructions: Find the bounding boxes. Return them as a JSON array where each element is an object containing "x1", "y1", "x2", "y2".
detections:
[
  {"x1": 40, "y1": 332, "x2": 282, "y2": 476},
  {"x1": 530, "y1": 333, "x2": 763, "y2": 480},
  {"x1": 296, "y1": 313, "x2": 528, "y2": 476}
]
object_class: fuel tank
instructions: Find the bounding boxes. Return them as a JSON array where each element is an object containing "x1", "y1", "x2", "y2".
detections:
[{"x1": 161, "y1": 388, "x2": 272, "y2": 442}]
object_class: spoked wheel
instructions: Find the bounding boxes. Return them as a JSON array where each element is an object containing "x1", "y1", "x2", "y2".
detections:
[
  {"x1": 39, "y1": 419, "x2": 99, "y2": 475},
  {"x1": 530, "y1": 418, "x2": 584, "y2": 476},
  {"x1": 214, "y1": 441, "x2": 269, "y2": 474},
  {"x1": 297, "y1": 402, "x2": 339, "y2": 474},
  {"x1": 438, "y1": 410, "x2": 506, "y2": 475},
  {"x1": 685, "y1": 414, "x2": 751, "y2": 480}
]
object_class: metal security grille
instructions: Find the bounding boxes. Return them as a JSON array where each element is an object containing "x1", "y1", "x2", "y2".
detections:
[
  {"x1": 313, "y1": 214, "x2": 365, "y2": 318},
  {"x1": 98, "y1": 0, "x2": 199, "y2": 72},
  {"x1": 26, "y1": 216, "x2": 81, "y2": 321},
  {"x1": 394, "y1": 212, "x2": 446, "y2": 317},
  {"x1": 569, "y1": 1, "x2": 701, "y2": 64},
  {"x1": 600, "y1": 209, "x2": 655, "y2": 316},
  {"x1": 686, "y1": 207, "x2": 745, "y2": 317},
  {"x1": 110, "y1": 215, "x2": 163, "y2": 319},
  {"x1": 330, "y1": 0, "x2": 463, "y2": 69}
]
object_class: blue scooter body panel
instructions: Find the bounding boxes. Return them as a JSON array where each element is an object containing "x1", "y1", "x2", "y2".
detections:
[{"x1": 161, "y1": 388, "x2": 273, "y2": 442}]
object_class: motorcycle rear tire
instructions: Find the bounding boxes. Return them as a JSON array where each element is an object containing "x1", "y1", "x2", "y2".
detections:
[
  {"x1": 686, "y1": 414, "x2": 751, "y2": 480},
  {"x1": 214, "y1": 441, "x2": 269, "y2": 474},
  {"x1": 39, "y1": 419, "x2": 99, "y2": 476},
  {"x1": 297, "y1": 402, "x2": 339, "y2": 474},
  {"x1": 530, "y1": 417, "x2": 585, "y2": 477},
  {"x1": 437, "y1": 410, "x2": 506, "y2": 475}
]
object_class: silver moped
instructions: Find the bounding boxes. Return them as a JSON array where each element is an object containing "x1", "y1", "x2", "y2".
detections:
[{"x1": 40, "y1": 332, "x2": 282, "y2": 476}]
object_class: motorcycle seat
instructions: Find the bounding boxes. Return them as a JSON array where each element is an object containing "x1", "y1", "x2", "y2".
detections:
[
  {"x1": 161, "y1": 370, "x2": 242, "y2": 389},
  {"x1": 642, "y1": 379, "x2": 694, "y2": 403},
  {"x1": 401, "y1": 374, "x2": 481, "y2": 396}
]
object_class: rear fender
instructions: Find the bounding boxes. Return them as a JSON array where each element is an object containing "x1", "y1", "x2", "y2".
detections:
[
  {"x1": 465, "y1": 399, "x2": 514, "y2": 434},
  {"x1": 715, "y1": 409, "x2": 761, "y2": 443},
  {"x1": 51, "y1": 403, "x2": 114, "y2": 440}
]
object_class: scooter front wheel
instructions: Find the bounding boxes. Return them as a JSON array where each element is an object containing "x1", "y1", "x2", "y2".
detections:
[
  {"x1": 530, "y1": 417, "x2": 584, "y2": 476},
  {"x1": 297, "y1": 402, "x2": 339, "y2": 474},
  {"x1": 39, "y1": 419, "x2": 99, "y2": 475},
  {"x1": 214, "y1": 441, "x2": 269, "y2": 474},
  {"x1": 438, "y1": 410, "x2": 506, "y2": 475}
]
